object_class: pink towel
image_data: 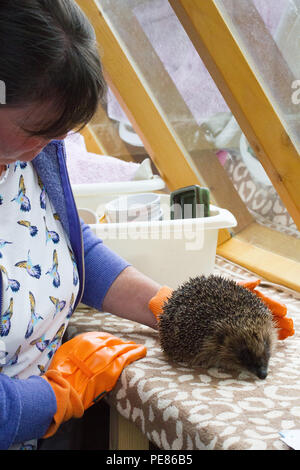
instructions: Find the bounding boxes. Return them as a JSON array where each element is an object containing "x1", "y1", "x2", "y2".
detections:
[{"x1": 65, "y1": 133, "x2": 139, "y2": 184}]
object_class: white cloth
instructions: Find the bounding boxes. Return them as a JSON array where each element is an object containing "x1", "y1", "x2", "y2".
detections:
[{"x1": 0, "y1": 161, "x2": 79, "y2": 380}]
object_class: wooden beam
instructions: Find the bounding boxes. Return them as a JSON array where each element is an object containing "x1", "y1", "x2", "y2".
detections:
[
  {"x1": 217, "y1": 236, "x2": 300, "y2": 293},
  {"x1": 109, "y1": 407, "x2": 149, "y2": 450},
  {"x1": 83, "y1": 102, "x2": 134, "y2": 161},
  {"x1": 80, "y1": 125, "x2": 103, "y2": 155},
  {"x1": 168, "y1": 0, "x2": 300, "y2": 231},
  {"x1": 217, "y1": 221, "x2": 300, "y2": 292},
  {"x1": 235, "y1": 222, "x2": 300, "y2": 264}
]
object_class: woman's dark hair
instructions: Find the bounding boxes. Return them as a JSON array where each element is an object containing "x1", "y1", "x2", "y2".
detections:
[{"x1": 0, "y1": 0, "x2": 106, "y2": 138}]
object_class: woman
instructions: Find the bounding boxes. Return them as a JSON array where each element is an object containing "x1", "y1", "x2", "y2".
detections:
[{"x1": 0, "y1": 0, "x2": 161, "y2": 449}]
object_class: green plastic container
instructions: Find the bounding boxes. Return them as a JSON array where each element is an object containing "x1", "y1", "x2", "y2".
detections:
[{"x1": 170, "y1": 185, "x2": 210, "y2": 219}]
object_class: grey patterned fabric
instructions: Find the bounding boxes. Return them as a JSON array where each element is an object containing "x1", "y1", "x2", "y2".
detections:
[
  {"x1": 225, "y1": 151, "x2": 299, "y2": 239},
  {"x1": 68, "y1": 256, "x2": 300, "y2": 450}
]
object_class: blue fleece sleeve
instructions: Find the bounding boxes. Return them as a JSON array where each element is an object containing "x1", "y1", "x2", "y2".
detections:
[
  {"x1": 0, "y1": 373, "x2": 57, "y2": 449},
  {"x1": 80, "y1": 221, "x2": 131, "y2": 311}
]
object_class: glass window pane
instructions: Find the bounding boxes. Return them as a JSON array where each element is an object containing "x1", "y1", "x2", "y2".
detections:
[
  {"x1": 216, "y1": 0, "x2": 300, "y2": 152},
  {"x1": 95, "y1": 0, "x2": 300, "y2": 252}
]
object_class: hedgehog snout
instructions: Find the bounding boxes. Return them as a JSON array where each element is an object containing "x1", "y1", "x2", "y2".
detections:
[
  {"x1": 238, "y1": 346, "x2": 270, "y2": 380},
  {"x1": 255, "y1": 365, "x2": 268, "y2": 380},
  {"x1": 244, "y1": 361, "x2": 269, "y2": 380}
]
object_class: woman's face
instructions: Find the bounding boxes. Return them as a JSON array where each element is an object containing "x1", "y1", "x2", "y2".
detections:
[{"x1": 0, "y1": 102, "x2": 67, "y2": 165}]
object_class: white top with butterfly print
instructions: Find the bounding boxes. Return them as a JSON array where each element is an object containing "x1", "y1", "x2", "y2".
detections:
[{"x1": 0, "y1": 161, "x2": 79, "y2": 380}]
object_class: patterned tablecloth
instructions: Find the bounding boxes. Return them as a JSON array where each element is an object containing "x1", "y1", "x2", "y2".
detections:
[{"x1": 68, "y1": 256, "x2": 300, "y2": 450}]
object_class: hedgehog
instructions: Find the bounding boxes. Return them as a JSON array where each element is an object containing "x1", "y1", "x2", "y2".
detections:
[{"x1": 158, "y1": 274, "x2": 278, "y2": 380}]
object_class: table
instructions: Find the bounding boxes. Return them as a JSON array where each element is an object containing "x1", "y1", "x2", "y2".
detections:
[{"x1": 69, "y1": 256, "x2": 300, "y2": 450}]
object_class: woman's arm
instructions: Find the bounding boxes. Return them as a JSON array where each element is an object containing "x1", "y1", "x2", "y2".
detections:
[
  {"x1": 80, "y1": 221, "x2": 160, "y2": 329},
  {"x1": 0, "y1": 373, "x2": 56, "y2": 449},
  {"x1": 102, "y1": 265, "x2": 160, "y2": 330}
]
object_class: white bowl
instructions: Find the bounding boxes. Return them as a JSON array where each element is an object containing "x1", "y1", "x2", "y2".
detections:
[{"x1": 105, "y1": 193, "x2": 161, "y2": 223}]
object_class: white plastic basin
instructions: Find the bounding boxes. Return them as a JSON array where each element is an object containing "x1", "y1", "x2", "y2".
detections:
[
  {"x1": 72, "y1": 175, "x2": 165, "y2": 212},
  {"x1": 86, "y1": 194, "x2": 237, "y2": 288}
]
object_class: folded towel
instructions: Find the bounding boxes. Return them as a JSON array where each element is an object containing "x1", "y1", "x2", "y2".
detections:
[{"x1": 65, "y1": 133, "x2": 140, "y2": 184}]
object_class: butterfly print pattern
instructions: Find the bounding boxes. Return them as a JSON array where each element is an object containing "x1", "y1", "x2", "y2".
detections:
[
  {"x1": 25, "y1": 292, "x2": 43, "y2": 339},
  {"x1": 0, "y1": 298, "x2": 13, "y2": 336},
  {"x1": 0, "y1": 265, "x2": 20, "y2": 293},
  {"x1": 0, "y1": 161, "x2": 79, "y2": 385},
  {"x1": 50, "y1": 296, "x2": 66, "y2": 318},
  {"x1": 67, "y1": 293, "x2": 75, "y2": 319},
  {"x1": 44, "y1": 216, "x2": 60, "y2": 244},
  {"x1": 46, "y1": 249, "x2": 60, "y2": 287},
  {"x1": 37, "y1": 175, "x2": 46, "y2": 209},
  {"x1": 68, "y1": 247, "x2": 79, "y2": 286},
  {"x1": 15, "y1": 250, "x2": 42, "y2": 279},
  {"x1": 17, "y1": 220, "x2": 38, "y2": 237},
  {"x1": 0, "y1": 239, "x2": 12, "y2": 258},
  {"x1": 30, "y1": 324, "x2": 65, "y2": 360},
  {"x1": 11, "y1": 175, "x2": 31, "y2": 212}
]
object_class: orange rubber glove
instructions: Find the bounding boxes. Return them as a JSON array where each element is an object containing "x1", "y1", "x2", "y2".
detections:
[
  {"x1": 238, "y1": 279, "x2": 294, "y2": 340},
  {"x1": 42, "y1": 331, "x2": 147, "y2": 438},
  {"x1": 148, "y1": 286, "x2": 173, "y2": 322},
  {"x1": 149, "y1": 281, "x2": 294, "y2": 340}
]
